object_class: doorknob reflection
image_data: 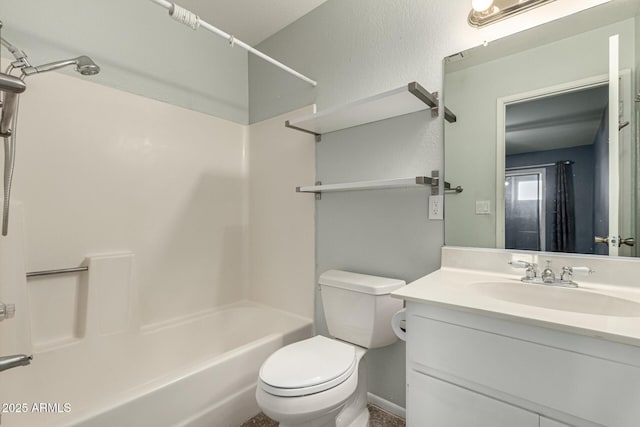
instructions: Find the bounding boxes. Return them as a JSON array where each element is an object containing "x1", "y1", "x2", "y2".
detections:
[{"x1": 595, "y1": 236, "x2": 635, "y2": 247}]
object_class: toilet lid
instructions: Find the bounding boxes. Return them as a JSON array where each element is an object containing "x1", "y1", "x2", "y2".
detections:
[{"x1": 259, "y1": 336, "x2": 357, "y2": 397}]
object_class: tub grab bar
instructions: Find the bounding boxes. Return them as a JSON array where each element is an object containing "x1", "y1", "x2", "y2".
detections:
[{"x1": 26, "y1": 266, "x2": 88, "y2": 279}]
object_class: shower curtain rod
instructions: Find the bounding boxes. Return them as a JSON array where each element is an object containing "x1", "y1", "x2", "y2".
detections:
[
  {"x1": 506, "y1": 160, "x2": 574, "y2": 171},
  {"x1": 148, "y1": 0, "x2": 317, "y2": 87}
]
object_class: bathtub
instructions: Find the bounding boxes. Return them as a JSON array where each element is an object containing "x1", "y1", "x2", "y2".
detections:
[{"x1": 0, "y1": 302, "x2": 313, "y2": 427}]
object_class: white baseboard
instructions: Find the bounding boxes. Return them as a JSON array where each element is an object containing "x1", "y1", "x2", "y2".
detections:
[{"x1": 367, "y1": 392, "x2": 406, "y2": 419}]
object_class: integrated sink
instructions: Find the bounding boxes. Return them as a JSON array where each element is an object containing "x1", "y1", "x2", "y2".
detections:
[
  {"x1": 390, "y1": 248, "x2": 640, "y2": 346},
  {"x1": 473, "y1": 281, "x2": 640, "y2": 317}
]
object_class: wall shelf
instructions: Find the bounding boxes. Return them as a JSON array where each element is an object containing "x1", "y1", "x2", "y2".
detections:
[
  {"x1": 296, "y1": 174, "x2": 463, "y2": 199},
  {"x1": 285, "y1": 82, "x2": 457, "y2": 138},
  {"x1": 297, "y1": 176, "x2": 436, "y2": 194}
]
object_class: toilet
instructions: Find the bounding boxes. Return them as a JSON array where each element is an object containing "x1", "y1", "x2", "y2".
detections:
[{"x1": 256, "y1": 270, "x2": 405, "y2": 427}]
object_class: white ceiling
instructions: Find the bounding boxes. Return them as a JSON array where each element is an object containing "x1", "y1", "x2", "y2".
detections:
[
  {"x1": 177, "y1": 0, "x2": 329, "y2": 46},
  {"x1": 506, "y1": 85, "x2": 608, "y2": 155}
]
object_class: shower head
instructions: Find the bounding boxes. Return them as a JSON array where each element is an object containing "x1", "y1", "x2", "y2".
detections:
[
  {"x1": 75, "y1": 56, "x2": 100, "y2": 76},
  {"x1": 0, "y1": 72, "x2": 26, "y2": 94},
  {"x1": 0, "y1": 73, "x2": 26, "y2": 137},
  {"x1": 22, "y1": 55, "x2": 100, "y2": 77}
]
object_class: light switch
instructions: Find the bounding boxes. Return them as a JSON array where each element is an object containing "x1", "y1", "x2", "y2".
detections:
[{"x1": 475, "y1": 200, "x2": 491, "y2": 215}]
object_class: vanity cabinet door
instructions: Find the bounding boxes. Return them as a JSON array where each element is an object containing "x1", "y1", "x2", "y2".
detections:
[
  {"x1": 407, "y1": 370, "x2": 538, "y2": 427},
  {"x1": 540, "y1": 417, "x2": 571, "y2": 427}
]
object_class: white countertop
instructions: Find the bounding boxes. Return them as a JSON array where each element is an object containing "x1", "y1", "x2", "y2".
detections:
[{"x1": 391, "y1": 267, "x2": 640, "y2": 347}]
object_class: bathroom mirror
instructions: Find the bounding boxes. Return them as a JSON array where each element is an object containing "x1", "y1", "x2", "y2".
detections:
[{"x1": 444, "y1": 0, "x2": 640, "y2": 257}]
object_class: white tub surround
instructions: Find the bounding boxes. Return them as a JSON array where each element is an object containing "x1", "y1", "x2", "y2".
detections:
[
  {"x1": 248, "y1": 106, "x2": 316, "y2": 319},
  {"x1": 392, "y1": 246, "x2": 640, "y2": 346},
  {"x1": 0, "y1": 186, "x2": 313, "y2": 427},
  {"x1": 10, "y1": 67, "x2": 248, "y2": 326},
  {"x1": 0, "y1": 68, "x2": 316, "y2": 426},
  {"x1": 393, "y1": 246, "x2": 640, "y2": 427}
]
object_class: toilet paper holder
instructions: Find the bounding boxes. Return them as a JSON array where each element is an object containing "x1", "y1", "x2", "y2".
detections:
[{"x1": 391, "y1": 308, "x2": 406, "y2": 341}]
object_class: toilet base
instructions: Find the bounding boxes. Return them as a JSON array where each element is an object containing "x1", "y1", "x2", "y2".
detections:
[{"x1": 335, "y1": 354, "x2": 369, "y2": 427}]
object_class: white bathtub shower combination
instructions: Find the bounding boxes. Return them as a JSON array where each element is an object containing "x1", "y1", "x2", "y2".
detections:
[
  {"x1": 1, "y1": 222, "x2": 315, "y2": 427},
  {"x1": 0, "y1": 26, "x2": 316, "y2": 425},
  {"x1": 0, "y1": 75, "x2": 315, "y2": 427},
  {"x1": 1, "y1": 300, "x2": 312, "y2": 427},
  {"x1": 0, "y1": 189, "x2": 314, "y2": 427}
]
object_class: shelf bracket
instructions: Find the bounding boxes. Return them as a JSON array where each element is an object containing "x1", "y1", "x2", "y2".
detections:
[
  {"x1": 285, "y1": 120, "x2": 322, "y2": 142},
  {"x1": 430, "y1": 88, "x2": 458, "y2": 123},
  {"x1": 297, "y1": 181, "x2": 323, "y2": 200},
  {"x1": 424, "y1": 170, "x2": 441, "y2": 195},
  {"x1": 407, "y1": 82, "x2": 438, "y2": 118},
  {"x1": 430, "y1": 92, "x2": 441, "y2": 120},
  {"x1": 414, "y1": 171, "x2": 441, "y2": 195},
  {"x1": 444, "y1": 107, "x2": 457, "y2": 123},
  {"x1": 407, "y1": 84, "x2": 457, "y2": 123}
]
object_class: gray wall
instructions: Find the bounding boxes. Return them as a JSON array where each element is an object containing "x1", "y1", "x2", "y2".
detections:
[
  {"x1": 0, "y1": 0, "x2": 249, "y2": 123},
  {"x1": 249, "y1": 0, "x2": 459, "y2": 407},
  {"x1": 247, "y1": 0, "x2": 602, "y2": 408},
  {"x1": 314, "y1": 112, "x2": 442, "y2": 407}
]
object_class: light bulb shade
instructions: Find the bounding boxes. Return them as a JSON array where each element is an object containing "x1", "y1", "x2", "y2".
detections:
[
  {"x1": 469, "y1": 0, "x2": 555, "y2": 28},
  {"x1": 472, "y1": 0, "x2": 494, "y2": 12}
]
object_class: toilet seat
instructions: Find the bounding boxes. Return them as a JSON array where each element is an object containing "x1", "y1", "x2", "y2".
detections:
[{"x1": 259, "y1": 336, "x2": 357, "y2": 397}]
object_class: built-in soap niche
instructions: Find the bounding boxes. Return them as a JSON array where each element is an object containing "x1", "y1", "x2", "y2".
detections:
[{"x1": 27, "y1": 272, "x2": 88, "y2": 352}]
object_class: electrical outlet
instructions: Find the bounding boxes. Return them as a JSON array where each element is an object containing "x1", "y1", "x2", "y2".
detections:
[{"x1": 429, "y1": 195, "x2": 444, "y2": 220}]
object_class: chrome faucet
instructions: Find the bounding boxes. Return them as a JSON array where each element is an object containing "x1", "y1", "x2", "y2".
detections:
[
  {"x1": 0, "y1": 354, "x2": 32, "y2": 372},
  {"x1": 542, "y1": 261, "x2": 555, "y2": 284},
  {"x1": 0, "y1": 301, "x2": 33, "y2": 373},
  {"x1": 509, "y1": 260, "x2": 594, "y2": 288},
  {"x1": 560, "y1": 266, "x2": 574, "y2": 283}
]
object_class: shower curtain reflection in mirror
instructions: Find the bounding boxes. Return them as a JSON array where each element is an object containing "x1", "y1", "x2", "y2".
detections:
[{"x1": 553, "y1": 161, "x2": 576, "y2": 252}]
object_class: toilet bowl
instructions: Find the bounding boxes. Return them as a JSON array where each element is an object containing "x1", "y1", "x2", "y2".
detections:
[
  {"x1": 256, "y1": 270, "x2": 405, "y2": 427},
  {"x1": 257, "y1": 336, "x2": 369, "y2": 427}
]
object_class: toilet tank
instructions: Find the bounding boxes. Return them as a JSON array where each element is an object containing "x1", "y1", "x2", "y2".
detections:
[{"x1": 319, "y1": 270, "x2": 405, "y2": 349}]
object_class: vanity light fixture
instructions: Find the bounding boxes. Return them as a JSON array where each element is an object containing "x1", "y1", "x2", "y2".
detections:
[{"x1": 468, "y1": 0, "x2": 556, "y2": 28}]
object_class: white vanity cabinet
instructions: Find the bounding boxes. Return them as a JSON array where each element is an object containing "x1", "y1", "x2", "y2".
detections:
[
  {"x1": 407, "y1": 370, "x2": 539, "y2": 427},
  {"x1": 405, "y1": 302, "x2": 640, "y2": 427}
]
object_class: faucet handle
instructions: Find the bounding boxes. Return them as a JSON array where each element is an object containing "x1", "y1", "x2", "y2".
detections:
[
  {"x1": 568, "y1": 266, "x2": 594, "y2": 275},
  {"x1": 0, "y1": 302, "x2": 15, "y2": 321},
  {"x1": 560, "y1": 266, "x2": 594, "y2": 285},
  {"x1": 509, "y1": 260, "x2": 538, "y2": 280},
  {"x1": 561, "y1": 266, "x2": 594, "y2": 276},
  {"x1": 6, "y1": 303, "x2": 15, "y2": 319},
  {"x1": 509, "y1": 260, "x2": 536, "y2": 269}
]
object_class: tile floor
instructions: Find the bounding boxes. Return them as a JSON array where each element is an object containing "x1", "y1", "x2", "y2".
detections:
[{"x1": 239, "y1": 404, "x2": 405, "y2": 426}]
